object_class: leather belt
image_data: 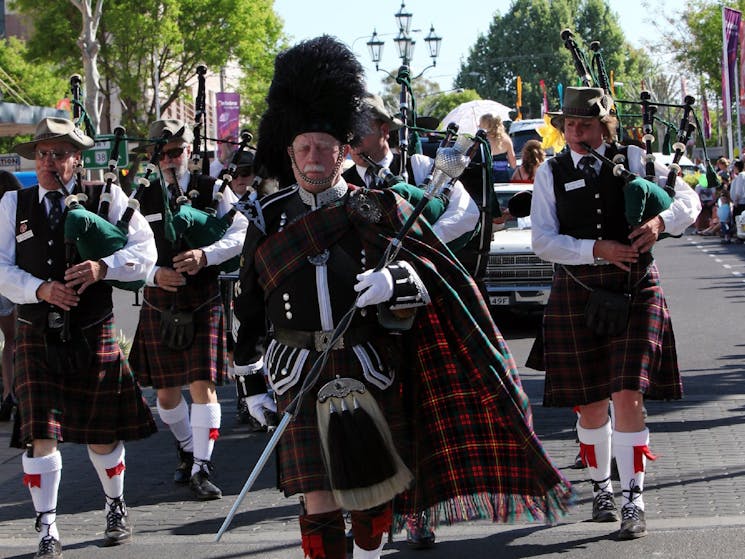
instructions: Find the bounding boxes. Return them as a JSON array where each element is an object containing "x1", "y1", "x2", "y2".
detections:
[{"x1": 273, "y1": 325, "x2": 379, "y2": 352}]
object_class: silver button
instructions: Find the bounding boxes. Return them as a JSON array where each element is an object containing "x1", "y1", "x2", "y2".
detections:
[
  {"x1": 47, "y1": 258, "x2": 52, "y2": 265},
  {"x1": 282, "y1": 293, "x2": 290, "y2": 301},
  {"x1": 48, "y1": 240, "x2": 53, "y2": 246},
  {"x1": 597, "y1": 208, "x2": 602, "y2": 214},
  {"x1": 284, "y1": 302, "x2": 291, "y2": 310},
  {"x1": 285, "y1": 311, "x2": 292, "y2": 319},
  {"x1": 596, "y1": 224, "x2": 602, "y2": 229},
  {"x1": 595, "y1": 193, "x2": 600, "y2": 199}
]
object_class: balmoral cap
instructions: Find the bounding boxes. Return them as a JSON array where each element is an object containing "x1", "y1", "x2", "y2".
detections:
[{"x1": 14, "y1": 117, "x2": 94, "y2": 160}]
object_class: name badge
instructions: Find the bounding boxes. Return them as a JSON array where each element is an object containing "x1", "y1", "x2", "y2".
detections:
[
  {"x1": 16, "y1": 229, "x2": 34, "y2": 243},
  {"x1": 564, "y1": 179, "x2": 586, "y2": 191},
  {"x1": 145, "y1": 212, "x2": 162, "y2": 223}
]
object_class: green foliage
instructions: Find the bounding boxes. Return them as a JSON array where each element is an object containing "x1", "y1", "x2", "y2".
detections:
[
  {"x1": 455, "y1": 0, "x2": 652, "y2": 120},
  {"x1": 9, "y1": 0, "x2": 285, "y2": 139},
  {"x1": 419, "y1": 89, "x2": 482, "y2": 122},
  {"x1": 0, "y1": 37, "x2": 68, "y2": 152}
]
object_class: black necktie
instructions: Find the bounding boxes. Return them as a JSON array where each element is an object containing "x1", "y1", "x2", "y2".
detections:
[
  {"x1": 578, "y1": 156, "x2": 598, "y2": 182},
  {"x1": 365, "y1": 167, "x2": 378, "y2": 188},
  {"x1": 46, "y1": 191, "x2": 63, "y2": 230}
]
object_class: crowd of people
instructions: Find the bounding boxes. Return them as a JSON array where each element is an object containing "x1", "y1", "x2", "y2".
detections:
[{"x1": 0, "y1": 34, "x2": 704, "y2": 559}]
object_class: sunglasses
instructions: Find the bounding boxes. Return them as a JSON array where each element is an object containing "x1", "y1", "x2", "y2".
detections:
[
  {"x1": 162, "y1": 146, "x2": 186, "y2": 159},
  {"x1": 35, "y1": 149, "x2": 75, "y2": 161}
]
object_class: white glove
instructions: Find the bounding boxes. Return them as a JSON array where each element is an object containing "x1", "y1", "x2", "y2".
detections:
[
  {"x1": 354, "y1": 268, "x2": 394, "y2": 308},
  {"x1": 245, "y1": 393, "x2": 277, "y2": 426}
]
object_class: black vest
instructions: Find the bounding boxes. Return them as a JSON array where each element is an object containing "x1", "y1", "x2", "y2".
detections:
[
  {"x1": 549, "y1": 145, "x2": 630, "y2": 243},
  {"x1": 15, "y1": 185, "x2": 113, "y2": 328},
  {"x1": 139, "y1": 174, "x2": 219, "y2": 284}
]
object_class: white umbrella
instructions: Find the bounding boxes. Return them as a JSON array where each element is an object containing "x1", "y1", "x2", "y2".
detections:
[{"x1": 439, "y1": 100, "x2": 514, "y2": 136}]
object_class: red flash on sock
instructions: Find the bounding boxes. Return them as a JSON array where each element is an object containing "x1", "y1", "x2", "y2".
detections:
[
  {"x1": 209, "y1": 428, "x2": 220, "y2": 441},
  {"x1": 301, "y1": 533, "x2": 325, "y2": 558},
  {"x1": 579, "y1": 442, "x2": 597, "y2": 468},
  {"x1": 633, "y1": 445, "x2": 657, "y2": 473},
  {"x1": 106, "y1": 461, "x2": 126, "y2": 478},
  {"x1": 23, "y1": 473, "x2": 41, "y2": 488}
]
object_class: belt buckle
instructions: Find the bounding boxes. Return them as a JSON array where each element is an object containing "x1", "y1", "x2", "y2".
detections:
[{"x1": 314, "y1": 330, "x2": 343, "y2": 352}]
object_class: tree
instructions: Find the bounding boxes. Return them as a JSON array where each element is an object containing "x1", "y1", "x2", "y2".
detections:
[
  {"x1": 0, "y1": 37, "x2": 68, "y2": 150},
  {"x1": 11, "y1": 0, "x2": 285, "y2": 138},
  {"x1": 455, "y1": 0, "x2": 653, "y2": 120}
]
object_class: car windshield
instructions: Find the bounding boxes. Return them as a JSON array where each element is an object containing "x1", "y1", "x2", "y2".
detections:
[{"x1": 494, "y1": 188, "x2": 532, "y2": 230}]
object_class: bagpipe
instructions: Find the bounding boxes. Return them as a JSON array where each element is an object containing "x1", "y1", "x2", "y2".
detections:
[
  {"x1": 167, "y1": 67, "x2": 252, "y2": 274},
  {"x1": 560, "y1": 29, "x2": 714, "y2": 225}
]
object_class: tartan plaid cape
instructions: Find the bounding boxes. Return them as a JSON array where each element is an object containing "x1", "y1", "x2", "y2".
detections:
[{"x1": 254, "y1": 185, "x2": 573, "y2": 525}]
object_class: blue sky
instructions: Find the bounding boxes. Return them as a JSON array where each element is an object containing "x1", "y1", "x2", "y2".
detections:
[{"x1": 273, "y1": 0, "x2": 668, "y2": 100}]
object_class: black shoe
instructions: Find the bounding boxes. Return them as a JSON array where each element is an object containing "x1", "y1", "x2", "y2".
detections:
[
  {"x1": 618, "y1": 504, "x2": 647, "y2": 539},
  {"x1": 0, "y1": 393, "x2": 15, "y2": 422},
  {"x1": 102, "y1": 498, "x2": 132, "y2": 546},
  {"x1": 174, "y1": 445, "x2": 193, "y2": 485},
  {"x1": 189, "y1": 461, "x2": 222, "y2": 500},
  {"x1": 405, "y1": 512, "x2": 436, "y2": 549},
  {"x1": 591, "y1": 489, "x2": 619, "y2": 522},
  {"x1": 571, "y1": 451, "x2": 586, "y2": 469},
  {"x1": 35, "y1": 535, "x2": 62, "y2": 558}
]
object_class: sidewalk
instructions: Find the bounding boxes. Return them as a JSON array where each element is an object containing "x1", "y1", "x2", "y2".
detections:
[{"x1": 3, "y1": 375, "x2": 745, "y2": 558}]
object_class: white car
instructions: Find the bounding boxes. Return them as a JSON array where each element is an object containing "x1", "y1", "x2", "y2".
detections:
[{"x1": 484, "y1": 183, "x2": 553, "y2": 308}]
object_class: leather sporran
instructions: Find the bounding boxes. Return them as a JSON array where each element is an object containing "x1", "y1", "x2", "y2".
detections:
[
  {"x1": 159, "y1": 309, "x2": 195, "y2": 350},
  {"x1": 584, "y1": 288, "x2": 631, "y2": 337}
]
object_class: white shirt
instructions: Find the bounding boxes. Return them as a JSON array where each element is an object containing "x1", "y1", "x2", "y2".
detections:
[
  {"x1": 730, "y1": 171, "x2": 745, "y2": 205},
  {"x1": 531, "y1": 143, "x2": 702, "y2": 265},
  {"x1": 0, "y1": 179, "x2": 157, "y2": 304},
  {"x1": 353, "y1": 150, "x2": 479, "y2": 244},
  {"x1": 145, "y1": 172, "x2": 249, "y2": 285}
]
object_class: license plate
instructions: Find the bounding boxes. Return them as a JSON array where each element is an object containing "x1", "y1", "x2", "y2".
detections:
[{"x1": 489, "y1": 295, "x2": 510, "y2": 306}]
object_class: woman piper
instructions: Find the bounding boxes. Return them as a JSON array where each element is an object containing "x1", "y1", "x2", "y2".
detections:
[{"x1": 531, "y1": 87, "x2": 700, "y2": 540}]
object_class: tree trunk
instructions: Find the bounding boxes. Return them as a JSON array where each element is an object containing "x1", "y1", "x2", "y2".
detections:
[{"x1": 70, "y1": 0, "x2": 103, "y2": 134}]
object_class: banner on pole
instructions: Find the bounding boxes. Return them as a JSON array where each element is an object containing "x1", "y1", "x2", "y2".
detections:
[
  {"x1": 723, "y1": 7, "x2": 741, "y2": 124},
  {"x1": 215, "y1": 92, "x2": 241, "y2": 141}
]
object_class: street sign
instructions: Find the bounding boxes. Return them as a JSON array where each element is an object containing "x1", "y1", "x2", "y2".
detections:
[
  {"x1": 82, "y1": 134, "x2": 129, "y2": 171},
  {"x1": 0, "y1": 153, "x2": 21, "y2": 171}
]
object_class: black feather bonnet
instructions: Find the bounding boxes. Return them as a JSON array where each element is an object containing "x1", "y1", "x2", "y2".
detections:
[{"x1": 254, "y1": 35, "x2": 367, "y2": 186}]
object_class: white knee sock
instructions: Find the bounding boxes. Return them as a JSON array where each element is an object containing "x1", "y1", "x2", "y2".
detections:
[
  {"x1": 157, "y1": 396, "x2": 193, "y2": 452},
  {"x1": 576, "y1": 419, "x2": 613, "y2": 494},
  {"x1": 87, "y1": 442, "x2": 126, "y2": 510},
  {"x1": 613, "y1": 428, "x2": 653, "y2": 510},
  {"x1": 353, "y1": 541, "x2": 384, "y2": 559},
  {"x1": 22, "y1": 451, "x2": 62, "y2": 541},
  {"x1": 190, "y1": 403, "x2": 221, "y2": 475}
]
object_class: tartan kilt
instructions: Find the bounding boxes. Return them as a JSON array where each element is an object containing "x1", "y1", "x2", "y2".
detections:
[
  {"x1": 129, "y1": 281, "x2": 227, "y2": 388},
  {"x1": 273, "y1": 334, "x2": 409, "y2": 497},
  {"x1": 13, "y1": 317, "x2": 157, "y2": 447},
  {"x1": 542, "y1": 256, "x2": 682, "y2": 407}
]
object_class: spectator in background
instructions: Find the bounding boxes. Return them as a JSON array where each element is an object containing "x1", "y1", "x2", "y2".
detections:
[
  {"x1": 0, "y1": 170, "x2": 21, "y2": 422},
  {"x1": 479, "y1": 113, "x2": 516, "y2": 182},
  {"x1": 716, "y1": 157, "x2": 731, "y2": 187},
  {"x1": 511, "y1": 139, "x2": 545, "y2": 183},
  {"x1": 729, "y1": 160, "x2": 745, "y2": 219},
  {"x1": 695, "y1": 176, "x2": 717, "y2": 233}
]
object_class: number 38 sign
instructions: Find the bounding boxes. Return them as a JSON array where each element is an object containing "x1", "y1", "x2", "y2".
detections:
[{"x1": 82, "y1": 134, "x2": 129, "y2": 171}]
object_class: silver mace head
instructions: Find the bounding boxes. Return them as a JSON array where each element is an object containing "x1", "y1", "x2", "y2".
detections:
[{"x1": 430, "y1": 134, "x2": 473, "y2": 192}]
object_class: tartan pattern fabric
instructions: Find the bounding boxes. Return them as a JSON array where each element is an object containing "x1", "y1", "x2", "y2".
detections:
[
  {"x1": 542, "y1": 260, "x2": 682, "y2": 407},
  {"x1": 129, "y1": 281, "x2": 227, "y2": 388},
  {"x1": 13, "y1": 317, "x2": 157, "y2": 447},
  {"x1": 273, "y1": 336, "x2": 409, "y2": 496},
  {"x1": 254, "y1": 185, "x2": 572, "y2": 525}
]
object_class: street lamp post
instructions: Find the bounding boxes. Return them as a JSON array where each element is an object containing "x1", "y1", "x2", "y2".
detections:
[{"x1": 365, "y1": 1, "x2": 442, "y2": 180}]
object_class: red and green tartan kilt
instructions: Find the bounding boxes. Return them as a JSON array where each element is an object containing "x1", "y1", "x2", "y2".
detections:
[
  {"x1": 542, "y1": 257, "x2": 682, "y2": 407},
  {"x1": 129, "y1": 282, "x2": 227, "y2": 389},
  {"x1": 12, "y1": 317, "x2": 157, "y2": 448},
  {"x1": 273, "y1": 336, "x2": 409, "y2": 497}
]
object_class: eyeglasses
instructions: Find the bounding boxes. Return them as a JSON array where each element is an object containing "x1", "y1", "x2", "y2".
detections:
[
  {"x1": 162, "y1": 146, "x2": 186, "y2": 159},
  {"x1": 35, "y1": 149, "x2": 75, "y2": 161}
]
